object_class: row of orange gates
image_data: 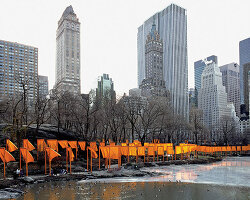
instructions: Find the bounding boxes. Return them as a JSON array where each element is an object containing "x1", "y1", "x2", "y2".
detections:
[{"x1": 0, "y1": 139, "x2": 250, "y2": 178}]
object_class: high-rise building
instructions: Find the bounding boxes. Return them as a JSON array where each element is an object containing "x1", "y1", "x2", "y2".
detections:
[
  {"x1": 137, "y1": 4, "x2": 189, "y2": 119},
  {"x1": 243, "y1": 63, "x2": 250, "y2": 113},
  {"x1": 194, "y1": 55, "x2": 218, "y2": 92},
  {"x1": 0, "y1": 40, "x2": 38, "y2": 102},
  {"x1": 38, "y1": 75, "x2": 49, "y2": 98},
  {"x1": 239, "y1": 37, "x2": 250, "y2": 104},
  {"x1": 129, "y1": 88, "x2": 141, "y2": 97},
  {"x1": 139, "y1": 22, "x2": 167, "y2": 97},
  {"x1": 189, "y1": 88, "x2": 196, "y2": 108},
  {"x1": 219, "y1": 63, "x2": 240, "y2": 117},
  {"x1": 198, "y1": 62, "x2": 232, "y2": 131},
  {"x1": 54, "y1": 5, "x2": 81, "y2": 94},
  {"x1": 96, "y1": 74, "x2": 115, "y2": 101}
]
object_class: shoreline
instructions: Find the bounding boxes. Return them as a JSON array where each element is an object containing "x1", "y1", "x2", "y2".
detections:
[{"x1": 0, "y1": 156, "x2": 239, "y2": 199}]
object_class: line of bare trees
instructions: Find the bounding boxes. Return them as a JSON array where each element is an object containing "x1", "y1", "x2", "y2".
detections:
[{"x1": 0, "y1": 85, "x2": 248, "y2": 145}]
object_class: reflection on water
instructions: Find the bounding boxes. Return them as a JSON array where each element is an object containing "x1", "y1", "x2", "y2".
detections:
[
  {"x1": 141, "y1": 157, "x2": 250, "y2": 186},
  {"x1": 16, "y1": 157, "x2": 250, "y2": 200},
  {"x1": 17, "y1": 181, "x2": 250, "y2": 200}
]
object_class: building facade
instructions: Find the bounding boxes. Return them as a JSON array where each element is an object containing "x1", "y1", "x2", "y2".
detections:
[
  {"x1": 139, "y1": 22, "x2": 167, "y2": 97},
  {"x1": 243, "y1": 63, "x2": 250, "y2": 113},
  {"x1": 198, "y1": 62, "x2": 232, "y2": 130},
  {"x1": 38, "y1": 75, "x2": 49, "y2": 98},
  {"x1": 219, "y1": 63, "x2": 240, "y2": 117},
  {"x1": 0, "y1": 40, "x2": 38, "y2": 102},
  {"x1": 137, "y1": 4, "x2": 189, "y2": 119},
  {"x1": 194, "y1": 55, "x2": 218, "y2": 92},
  {"x1": 194, "y1": 55, "x2": 217, "y2": 107},
  {"x1": 96, "y1": 74, "x2": 115, "y2": 101},
  {"x1": 239, "y1": 37, "x2": 250, "y2": 104},
  {"x1": 54, "y1": 5, "x2": 81, "y2": 94}
]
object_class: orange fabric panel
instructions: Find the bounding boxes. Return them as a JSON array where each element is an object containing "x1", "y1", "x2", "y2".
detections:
[
  {"x1": 109, "y1": 146, "x2": 120, "y2": 159},
  {"x1": 78, "y1": 141, "x2": 86, "y2": 150},
  {"x1": 144, "y1": 143, "x2": 149, "y2": 148},
  {"x1": 247, "y1": 145, "x2": 250, "y2": 151},
  {"x1": 46, "y1": 147, "x2": 61, "y2": 162},
  {"x1": 20, "y1": 148, "x2": 34, "y2": 163},
  {"x1": 242, "y1": 146, "x2": 248, "y2": 151},
  {"x1": 90, "y1": 142, "x2": 98, "y2": 151},
  {"x1": 88, "y1": 147, "x2": 98, "y2": 158},
  {"x1": 149, "y1": 143, "x2": 157, "y2": 151},
  {"x1": 231, "y1": 146, "x2": 237, "y2": 151},
  {"x1": 167, "y1": 146, "x2": 174, "y2": 155},
  {"x1": 133, "y1": 140, "x2": 141, "y2": 146},
  {"x1": 198, "y1": 146, "x2": 206, "y2": 152},
  {"x1": 129, "y1": 146, "x2": 137, "y2": 156},
  {"x1": 99, "y1": 142, "x2": 105, "y2": 147},
  {"x1": 226, "y1": 146, "x2": 231, "y2": 152},
  {"x1": 189, "y1": 145, "x2": 197, "y2": 152},
  {"x1": 109, "y1": 142, "x2": 116, "y2": 146},
  {"x1": 6, "y1": 139, "x2": 18, "y2": 152},
  {"x1": 147, "y1": 146, "x2": 155, "y2": 156},
  {"x1": 23, "y1": 139, "x2": 35, "y2": 151},
  {"x1": 58, "y1": 140, "x2": 68, "y2": 149},
  {"x1": 205, "y1": 147, "x2": 210, "y2": 153},
  {"x1": 100, "y1": 146, "x2": 110, "y2": 158},
  {"x1": 236, "y1": 146, "x2": 241, "y2": 151},
  {"x1": 182, "y1": 146, "x2": 190, "y2": 153},
  {"x1": 47, "y1": 140, "x2": 58, "y2": 152},
  {"x1": 215, "y1": 147, "x2": 221, "y2": 152},
  {"x1": 121, "y1": 146, "x2": 129, "y2": 156},
  {"x1": 162, "y1": 143, "x2": 173, "y2": 151},
  {"x1": 68, "y1": 141, "x2": 78, "y2": 149},
  {"x1": 221, "y1": 147, "x2": 227, "y2": 152},
  {"x1": 0, "y1": 148, "x2": 15, "y2": 163},
  {"x1": 175, "y1": 146, "x2": 182, "y2": 154},
  {"x1": 67, "y1": 147, "x2": 75, "y2": 162},
  {"x1": 137, "y1": 146, "x2": 145, "y2": 156},
  {"x1": 157, "y1": 146, "x2": 164, "y2": 156},
  {"x1": 37, "y1": 139, "x2": 47, "y2": 152}
]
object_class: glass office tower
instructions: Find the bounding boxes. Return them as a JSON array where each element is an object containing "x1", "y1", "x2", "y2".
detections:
[{"x1": 137, "y1": 4, "x2": 189, "y2": 119}]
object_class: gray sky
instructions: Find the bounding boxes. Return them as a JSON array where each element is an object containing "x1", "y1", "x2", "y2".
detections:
[{"x1": 1, "y1": 0, "x2": 250, "y2": 96}]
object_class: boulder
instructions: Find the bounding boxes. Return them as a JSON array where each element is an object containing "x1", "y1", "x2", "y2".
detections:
[{"x1": 20, "y1": 176, "x2": 34, "y2": 183}]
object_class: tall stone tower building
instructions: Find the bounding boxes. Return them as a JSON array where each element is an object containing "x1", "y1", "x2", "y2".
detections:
[
  {"x1": 139, "y1": 23, "x2": 167, "y2": 97},
  {"x1": 55, "y1": 5, "x2": 81, "y2": 94},
  {"x1": 137, "y1": 4, "x2": 189, "y2": 119},
  {"x1": 198, "y1": 62, "x2": 232, "y2": 130}
]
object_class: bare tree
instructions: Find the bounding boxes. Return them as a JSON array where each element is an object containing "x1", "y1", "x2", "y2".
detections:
[{"x1": 189, "y1": 107, "x2": 205, "y2": 144}]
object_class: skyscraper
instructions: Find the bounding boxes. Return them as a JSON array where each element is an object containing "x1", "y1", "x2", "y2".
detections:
[
  {"x1": 139, "y1": 22, "x2": 167, "y2": 97},
  {"x1": 54, "y1": 5, "x2": 81, "y2": 94},
  {"x1": 194, "y1": 55, "x2": 218, "y2": 92},
  {"x1": 0, "y1": 40, "x2": 38, "y2": 102},
  {"x1": 194, "y1": 55, "x2": 217, "y2": 107},
  {"x1": 239, "y1": 37, "x2": 250, "y2": 104},
  {"x1": 219, "y1": 63, "x2": 240, "y2": 117},
  {"x1": 38, "y1": 75, "x2": 49, "y2": 98},
  {"x1": 137, "y1": 4, "x2": 189, "y2": 119},
  {"x1": 198, "y1": 62, "x2": 232, "y2": 130},
  {"x1": 96, "y1": 74, "x2": 116, "y2": 101},
  {"x1": 243, "y1": 63, "x2": 250, "y2": 113}
]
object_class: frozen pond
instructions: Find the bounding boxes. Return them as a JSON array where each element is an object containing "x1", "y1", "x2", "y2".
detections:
[
  {"x1": 80, "y1": 156, "x2": 250, "y2": 187},
  {"x1": 16, "y1": 157, "x2": 250, "y2": 200}
]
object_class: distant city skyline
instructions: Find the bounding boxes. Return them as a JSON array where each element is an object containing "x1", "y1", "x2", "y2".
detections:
[{"x1": 1, "y1": 0, "x2": 250, "y2": 95}]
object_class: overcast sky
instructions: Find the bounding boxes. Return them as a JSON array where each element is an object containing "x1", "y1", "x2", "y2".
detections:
[{"x1": 1, "y1": 0, "x2": 250, "y2": 96}]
